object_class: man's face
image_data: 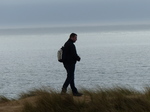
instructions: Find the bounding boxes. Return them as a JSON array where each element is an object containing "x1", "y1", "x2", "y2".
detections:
[{"x1": 71, "y1": 35, "x2": 77, "y2": 42}]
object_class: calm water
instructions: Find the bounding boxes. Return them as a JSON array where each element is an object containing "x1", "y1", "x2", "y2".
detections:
[{"x1": 0, "y1": 25, "x2": 150, "y2": 98}]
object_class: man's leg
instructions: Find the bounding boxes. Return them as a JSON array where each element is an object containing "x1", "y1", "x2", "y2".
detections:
[
  {"x1": 62, "y1": 64, "x2": 75, "y2": 93},
  {"x1": 70, "y1": 79, "x2": 78, "y2": 93}
]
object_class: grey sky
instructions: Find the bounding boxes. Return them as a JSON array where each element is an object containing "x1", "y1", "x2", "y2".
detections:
[{"x1": 0, "y1": 0, "x2": 150, "y2": 28}]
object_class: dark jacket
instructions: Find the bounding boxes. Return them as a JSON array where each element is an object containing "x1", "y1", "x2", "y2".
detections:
[{"x1": 63, "y1": 39, "x2": 80, "y2": 64}]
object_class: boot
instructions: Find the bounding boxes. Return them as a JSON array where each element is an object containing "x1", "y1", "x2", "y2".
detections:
[
  {"x1": 61, "y1": 88, "x2": 67, "y2": 95},
  {"x1": 73, "y1": 92, "x2": 83, "y2": 96}
]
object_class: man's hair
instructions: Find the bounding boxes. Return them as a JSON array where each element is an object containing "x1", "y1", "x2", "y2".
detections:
[{"x1": 70, "y1": 33, "x2": 77, "y2": 38}]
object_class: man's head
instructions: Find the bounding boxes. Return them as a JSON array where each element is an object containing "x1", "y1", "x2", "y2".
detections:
[{"x1": 69, "y1": 33, "x2": 77, "y2": 42}]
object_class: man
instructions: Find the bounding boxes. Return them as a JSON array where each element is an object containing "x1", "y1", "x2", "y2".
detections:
[{"x1": 61, "y1": 33, "x2": 83, "y2": 96}]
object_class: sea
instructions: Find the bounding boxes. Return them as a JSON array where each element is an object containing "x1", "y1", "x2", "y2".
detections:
[{"x1": 0, "y1": 24, "x2": 150, "y2": 98}]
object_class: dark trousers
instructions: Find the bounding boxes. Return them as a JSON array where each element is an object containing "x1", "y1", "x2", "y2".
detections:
[{"x1": 62, "y1": 63, "x2": 78, "y2": 93}]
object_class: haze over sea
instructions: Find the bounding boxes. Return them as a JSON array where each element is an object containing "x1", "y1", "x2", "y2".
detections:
[{"x1": 0, "y1": 24, "x2": 150, "y2": 98}]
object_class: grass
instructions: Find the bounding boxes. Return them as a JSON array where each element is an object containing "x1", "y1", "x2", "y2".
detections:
[
  {"x1": 0, "y1": 96, "x2": 10, "y2": 103},
  {"x1": 19, "y1": 87, "x2": 150, "y2": 112}
]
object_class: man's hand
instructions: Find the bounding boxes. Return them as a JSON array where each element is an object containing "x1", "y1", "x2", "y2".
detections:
[{"x1": 77, "y1": 56, "x2": 81, "y2": 61}]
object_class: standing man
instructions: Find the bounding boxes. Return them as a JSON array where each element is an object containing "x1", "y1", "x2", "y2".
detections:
[{"x1": 61, "y1": 33, "x2": 83, "y2": 96}]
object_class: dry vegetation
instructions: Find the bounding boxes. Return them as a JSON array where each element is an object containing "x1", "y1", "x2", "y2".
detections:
[{"x1": 1, "y1": 87, "x2": 150, "y2": 112}]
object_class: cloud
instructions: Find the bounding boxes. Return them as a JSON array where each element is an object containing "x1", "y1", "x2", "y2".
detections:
[{"x1": 0, "y1": 0, "x2": 150, "y2": 27}]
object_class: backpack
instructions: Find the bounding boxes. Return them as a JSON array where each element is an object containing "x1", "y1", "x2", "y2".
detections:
[{"x1": 57, "y1": 46, "x2": 65, "y2": 62}]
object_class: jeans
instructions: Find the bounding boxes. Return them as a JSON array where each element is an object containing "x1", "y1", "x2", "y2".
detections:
[{"x1": 62, "y1": 63, "x2": 78, "y2": 93}]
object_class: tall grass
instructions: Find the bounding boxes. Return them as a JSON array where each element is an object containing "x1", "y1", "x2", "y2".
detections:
[
  {"x1": 21, "y1": 87, "x2": 150, "y2": 112},
  {"x1": 0, "y1": 96, "x2": 10, "y2": 103}
]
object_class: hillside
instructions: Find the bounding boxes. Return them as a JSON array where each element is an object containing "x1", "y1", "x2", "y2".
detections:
[{"x1": 1, "y1": 87, "x2": 150, "y2": 112}]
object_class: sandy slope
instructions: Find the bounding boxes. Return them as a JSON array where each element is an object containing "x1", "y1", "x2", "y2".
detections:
[
  {"x1": 0, "y1": 95, "x2": 90, "y2": 112},
  {"x1": 0, "y1": 97, "x2": 37, "y2": 112}
]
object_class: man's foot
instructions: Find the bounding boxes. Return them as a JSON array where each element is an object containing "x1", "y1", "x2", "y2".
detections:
[
  {"x1": 61, "y1": 88, "x2": 67, "y2": 95},
  {"x1": 73, "y1": 92, "x2": 83, "y2": 96}
]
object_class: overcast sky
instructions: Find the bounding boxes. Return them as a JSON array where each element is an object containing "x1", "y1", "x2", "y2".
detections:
[{"x1": 0, "y1": 0, "x2": 150, "y2": 28}]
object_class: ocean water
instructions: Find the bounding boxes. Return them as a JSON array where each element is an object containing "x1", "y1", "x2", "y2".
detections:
[{"x1": 0, "y1": 25, "x2": 150, "y2": 98}]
